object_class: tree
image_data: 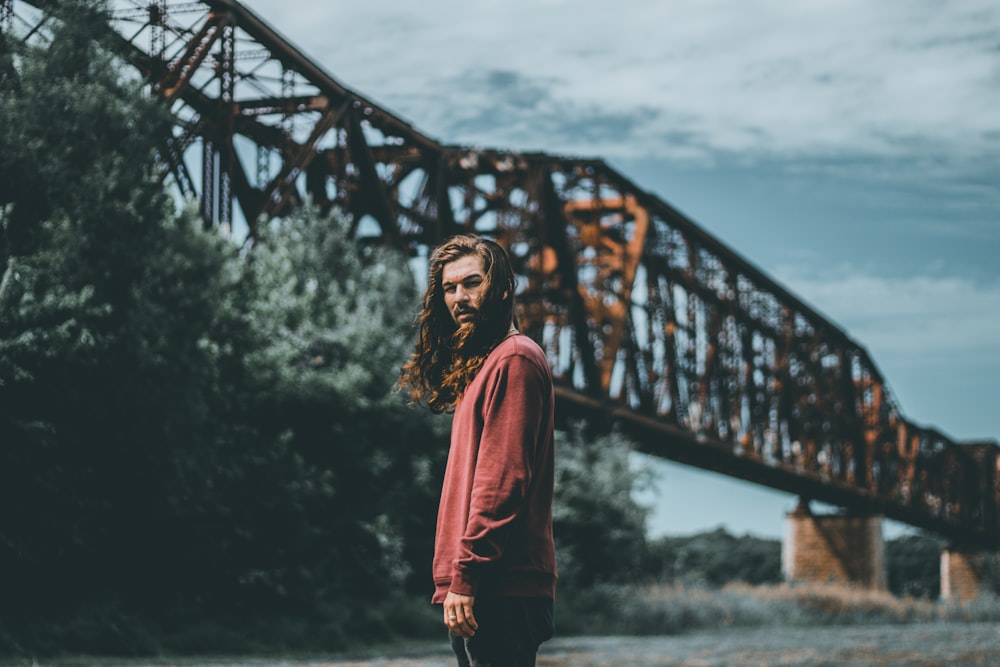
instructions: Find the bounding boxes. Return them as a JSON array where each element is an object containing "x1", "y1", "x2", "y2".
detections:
[
  {"x1": 0, "y1": 0, "x2": 190, "y2": 614},
  {"x1": 643, "y1": 529, "x2": 782, "y2": 586},
  {"x1": 238, "y1": 206, "x2": 448, "y2": 616},
  {"x1": 0, "y1": 1, "x2": 294, "y2": 649},
  {"x1": 0, "y1": 1, "x2": 443, "y2": 652},
  {"x1": 552, "y1": 423, "x2": 651, "y2": 588},
  {"x1": 886, "y1": 531, "x2": 944, "y2": 599}
]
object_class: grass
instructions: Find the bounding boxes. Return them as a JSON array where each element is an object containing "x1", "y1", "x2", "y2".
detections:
[
  {"x1": 555, "y1": 581, "x2": 1000, "y2": 636},
  {"x1": 536, "y1": 622, "x2": 1000, "y2": 667},
  {"x1": 5, "y1": 584, "x2": 999, "y2": 665}
]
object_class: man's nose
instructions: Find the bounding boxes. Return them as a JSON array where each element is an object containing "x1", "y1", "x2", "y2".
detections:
[{"x1": 455, "y1": 286, "x2": 471, "y2": 301}]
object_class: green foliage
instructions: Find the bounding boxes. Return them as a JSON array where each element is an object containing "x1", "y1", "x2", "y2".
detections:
[
  {"x1": 886, "y1": 531, "x2": 945, "y2": 599},
  {"x1": 556, "y1": 581, "x2": 1000, "y2": 637},
  {"x1": 0, "y1": 0, "x2": 214, "y2": 622},
  {"x1": 239, "y1": 206, "x2": 448, "y2": 605},
  {"x1": 0, "y1": 0, "x2": 307, "y2": 641},
  {"x1": 0, "y1": 0, "x2": 446, "y2": 655},
  {"x1": 639, "y1": 524, "x2": 944, "y2": 596},
  {"x1": 553, "y1": 423, "x2": 651, "y2": 588},
  {"x1": 245, "y1": 206, "x2": 418, "y2": 403},
  {"x1": 643, "y1": 528, "x2": 782, "y2": 587},
  {"x1": 1, "y1": 1, "x2": 172, "y2": 254}
]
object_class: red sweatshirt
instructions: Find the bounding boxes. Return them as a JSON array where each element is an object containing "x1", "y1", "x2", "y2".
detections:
[{"x1": 431, "y1": 334, "x2": 557, "y2": 603}]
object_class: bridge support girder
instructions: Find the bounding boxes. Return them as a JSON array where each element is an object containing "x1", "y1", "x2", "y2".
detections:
[
  {"x1": 782, "y1": 500, "x2": 887, "y2": 590},
  {"x1": 940, "y1": 548, "x2": 1000, "y2": 602}
]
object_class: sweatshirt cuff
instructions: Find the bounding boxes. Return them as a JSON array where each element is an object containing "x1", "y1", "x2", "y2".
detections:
[{"x1": 450, "y1": 569, "x2": 478, "y2": 597}]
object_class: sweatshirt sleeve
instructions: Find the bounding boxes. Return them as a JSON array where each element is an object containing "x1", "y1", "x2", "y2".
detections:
[{"x1": 449, "y1": 351, "x2": 547, "y2": 596}]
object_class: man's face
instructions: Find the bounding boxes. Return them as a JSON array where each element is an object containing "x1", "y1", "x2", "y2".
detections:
[{"x1": 441, "y1": 254, "x2": 487, "y2": 328}]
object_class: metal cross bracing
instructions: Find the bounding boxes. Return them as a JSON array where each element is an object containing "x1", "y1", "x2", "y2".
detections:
[
  {"x1": 1, "y1": 1, "x2": 12, "y2": 33},
  {"x1": 7, "y1": 0, "x2": 999, "y2": 549}
]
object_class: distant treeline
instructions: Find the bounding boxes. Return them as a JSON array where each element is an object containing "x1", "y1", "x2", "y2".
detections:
[
  {"x1": 0, "y1": 1, "x2": 951, "y2": 659},
  {"x1": 640, "y1": 528, "x2": 945, "y2": 599}
]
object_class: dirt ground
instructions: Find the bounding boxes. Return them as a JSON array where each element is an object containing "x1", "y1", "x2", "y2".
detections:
[
  {"x1": 532, "y1": 622, "x2": 1000, "y2": 666},
  {"x1": 66, "y1": 621, "x2": 997, "y2": 667}
]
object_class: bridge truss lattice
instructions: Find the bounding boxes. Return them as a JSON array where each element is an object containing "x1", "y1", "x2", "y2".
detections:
[{"x1": 5, "y1": 0, "x2": 998, "y2": 549}]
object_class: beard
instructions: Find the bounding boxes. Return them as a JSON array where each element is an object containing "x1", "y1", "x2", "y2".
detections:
[{"x1": 449, "y1": 305, "x2": 506, "y2": 359}]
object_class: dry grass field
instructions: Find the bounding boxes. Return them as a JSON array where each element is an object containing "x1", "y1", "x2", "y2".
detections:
[
  {"x1": 535, "y1": 622, "x2": 1000, "y2": 666},
  {"x1": 9, "y1": 585, "x2": 999, "y2": 666},
  {"x1": 27, "y1": 623, "x2": 996, "y2": 667}
]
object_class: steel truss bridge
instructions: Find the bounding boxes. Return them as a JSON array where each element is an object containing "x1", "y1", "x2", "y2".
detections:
[{"x1": 5, "y1": 0, "x2": 998, "y2": 550}]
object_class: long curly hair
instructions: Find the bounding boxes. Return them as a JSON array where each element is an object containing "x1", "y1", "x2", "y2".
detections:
[{"x1": 398, "y1": 234, "x2": 518, "y2": 412}]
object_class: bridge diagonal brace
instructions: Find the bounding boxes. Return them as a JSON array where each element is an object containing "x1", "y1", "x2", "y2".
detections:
[
  {"x1": 565, "y1": 194, "x2": 650, "y2": 394},
  {"x1": 345, "y1": 106, "x2": 401, "y2": 245},
  {"x1": 154, "y1": 11, "x2": 228, "y2": 104},
  {"x1": 255, "y1": 98, "x2": 348, "y2": 226},
  {"x1": 539, "y1": 170, "x2": 603, "y2": 395},
  {"x1": 221, "y1": 132, "x2": 261, "y2": 233}
]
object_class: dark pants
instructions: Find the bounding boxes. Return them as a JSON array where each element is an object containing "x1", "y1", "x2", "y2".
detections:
[{"x1": 449, "y1": 596, "x2": 554, "y2": 667}]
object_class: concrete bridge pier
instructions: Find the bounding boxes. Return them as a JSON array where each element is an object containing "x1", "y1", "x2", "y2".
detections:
[
  {"x1": 782, "y1": 499, "x2": 887, "y2": 590},
  {"x1": 940, "y1": 548, "x2": 1000, "y2": 602}
]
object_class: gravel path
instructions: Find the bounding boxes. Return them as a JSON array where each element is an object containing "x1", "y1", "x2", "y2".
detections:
[
  {"x1": 315, "y1": 622, "x2": 1000, "y2": 667},
  {"x1": 21, "y1": 622, "x2": 1000, "y2": 667}
]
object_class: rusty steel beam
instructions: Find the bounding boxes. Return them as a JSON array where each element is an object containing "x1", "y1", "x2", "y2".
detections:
[
  {"x1": 6, "y1": 0, "x2": 998, "y2": 550},
  {"x1": 153, "y1": 10, "x2": 225, "y2": 102},
  {"x1": 1, "y1": 0, "x2": 12, "y2": 32}
]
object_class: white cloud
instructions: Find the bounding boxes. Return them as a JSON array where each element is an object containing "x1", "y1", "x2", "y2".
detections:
[
  {"x1": 772, "y1": 263, "x2": 1000, "y2": 438},
  {"x1": 233, "y1": 0, "x2": 1000, "y2": 440},
  {"x1": 242, "y1": 0, "x2": 1000, "y2": 162},
  {"x1": 774, "y1": 264, "x2": 1000, "y2": 364}
]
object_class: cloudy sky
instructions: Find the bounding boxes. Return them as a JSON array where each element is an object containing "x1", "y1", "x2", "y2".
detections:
[{"x1": 241, "y1": 0, "x2": 1000, "y2": 538}]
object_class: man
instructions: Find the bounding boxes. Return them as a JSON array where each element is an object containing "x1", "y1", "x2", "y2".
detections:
[{"x1": 398, "y1": 234, "x2": 557, "y2": 667}]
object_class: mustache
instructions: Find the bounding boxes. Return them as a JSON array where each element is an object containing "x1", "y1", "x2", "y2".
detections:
[{"x1": 454, "y1": 304, "x2": 477, "y2": 316}]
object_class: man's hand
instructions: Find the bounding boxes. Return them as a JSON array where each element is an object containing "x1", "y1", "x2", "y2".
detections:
[{"x1": 443, "y1": 591, "x2": 478, "y2": 638}]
